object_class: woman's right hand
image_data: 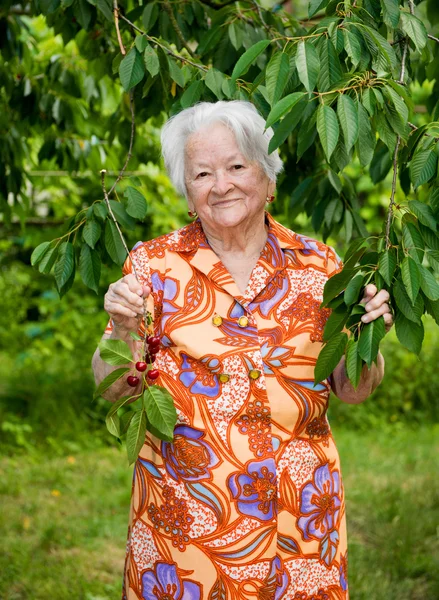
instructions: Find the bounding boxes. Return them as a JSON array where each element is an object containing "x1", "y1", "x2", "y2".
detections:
[{"x1": 104, "y1": 274, "x2": 151, "y2": 336}]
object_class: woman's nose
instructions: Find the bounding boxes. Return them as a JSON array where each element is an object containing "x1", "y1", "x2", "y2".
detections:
[{"x1": 212, "y1": 171, "x2": 234, "y2": 195}]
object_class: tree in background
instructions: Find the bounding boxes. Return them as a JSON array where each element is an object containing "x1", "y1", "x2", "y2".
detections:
[{"x1": 2, "y1": 0, "x2": 439, "y2": 437}]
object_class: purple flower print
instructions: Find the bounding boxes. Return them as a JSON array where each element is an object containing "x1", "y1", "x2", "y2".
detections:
[
  {"x1": 161, "y1": 425, "x2": 220, "y2": 482},
  {"x1": 260, "y1": 555, "x2": 289, "y2": 600},
  {"x1": 298, "y1": 463, "x2": 341, "y2": 541},
  {"x1": 142, "y1": 562, "x2": 201, "y2": 600},
  {"x1": 228, "y1": 458, "x2": 278, "y2": 521}
]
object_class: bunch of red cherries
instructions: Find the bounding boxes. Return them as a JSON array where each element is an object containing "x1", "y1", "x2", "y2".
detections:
[{"x1": 127, "y1": 335, "x2": 161, "y2": 387}]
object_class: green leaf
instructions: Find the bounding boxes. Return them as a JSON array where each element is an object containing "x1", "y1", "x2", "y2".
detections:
[
  {"x1": 378, "y1": 249, "x2": 397, "y2": 285},
  {"x1": 120, "y1": 411, "x2": 136, "y2": 436},
  {"x1": 314, "y1": 332, "x2": 348, "y2": 384},
  {"x1": 393, "y1": 279, "x2": 423, "y2": 323},
  {"x1": 54, "y1": 241, "x2": 75, "y2": 291},
  {"x1": 105, "y1": 219, "x2": 127, "y2": 266},
  {"x1": 419, "y1": 222, "x2": 439, "y2": 251},
  {"x1": 358, "y1": 316, "x2": 386, "y2": 368},
  {"x1": 31, "y1": 241, "x2": 51, "y2": 266},
  {"x1": 106, "y1": 410, "x2": 120, "y2": 438},
  {"x1": 265, "y1": 52, "x2": 290, "y2": 106},
  {"x1": 362, "y1": 88, "x2": 376, "y2": 117},
  {"x1": 228, "y1": 22, "x2": 243, "y2": 51},
  {"x1": 395, "y1": 312, "x2": 424, "y2": 355},
  {"x1": 308, "y1": 0, "x2": 329, "y2": 18},
  {"x1": 96, "y1": 0, "x2": 113, "y2": 22},
  {"x1": 126, "y1": 409, "x2": 147, "y2": 465},
  {"x1": 79, "y1": 244, "x2": 101, "y2": 294},
  {"x1": 38, "y1": 242, "x2": 59, "y2": 274},
  {"x1": 317, "y1": 37, "x2": 343, "y2": 93},
  {"x1": 344, "y1": 273, "x2": 364, "y2": 306},
  {"x1": 119, "y1": 48, "x2": 145, "y2": 92},
  {"x1": 356, "y1": 100, "x2": 376, "y2": 167},
  {"x1": 74, "y1": 0, "x2": 92, "y2": 29},
  {"x1": 83, "y1": 219, "x2": 101, "y2": 249},
  {"x1": 424, "y1": 297, "x2": 439, "y2": 326},
  {"x1": 98, "y1": 339, "x2": 134, "y2": 366},
  {"x1": 94, "y1": 368, "x2": 131, "y2": 400},
  {"x1": 410, "y1": 149, "x2": 438, "y2": 189},
  {"x1": 144, "y1": 386, "x2": 177, "y2": 441},
  {"x1": 317, "y1": 104, "x2": 340, "y2": 161},
  {"x1": 142, "y1": 2, "x2": 159, "y2": 32},
  {"x1": 402, "y1": 221, "x2": 425, "y2": 263},
  {"x1": 231, "y1": 40, "x2": 271, "y2": 81},
  {"x1": 180, "y1": 80, "x2": 203, "y2": 109},
  {"x1": 124, "y1": 187, "x2": 147, "y2": 219},
  {"x1": 381, "y1": 0, "x2": 400, "y2": 28},
  {"x1": 267, "y1": 97, "x2": 307, "y2": 153},
  {"x1": 109, "y1": 200, "x2": 136, "y2": 230},
  {"x1": 106, "y1": 394, "x2": 136, "y2": 419},
  {"x1": 418, "y1": 264, "x2": 439, "y2": 300},
  {"x1": 345, "y1": 338, "x2": 363, "y2": 389},
  {"x1": 384, "y1": 86, "x2": 409, "y2": 127},
  {"x1": 144, "y1": 44, "x2": 160, "y2": 78},
  {"x1": 408, "y1": 200, "x2": 437, "y2": 231},
  {"x1": 205, "y1": 68, "x2": 226, "y2": 98},
  {"x1": 337, "y1": 95, "x2": 359, "y2": 153},
  {"x1": 322, "y1": 268, "x2": 356, "y2": 306},
  {"x1": 265, "y1": 93, "x2": 305, "y2": 129},
  {"x1": 361, "y1": 25, "x2": 396, "y2": 71},
  {"x1": 295, "y1": 40, "x2": 320, "y2": 95},
  {"x1": 343, "y1": 29, "x2": 362, "y2": 70},
  {"x1": 401, "y1": 256, "x2": 420, "y2": 305},
  {"x1": 93, "y1": 202, "x2": 108, "y2": 221},
  {"x1": 400, "y1": 11, "x2": 428, "y2": 53},
  {"x1": 322, "y1": 307, "x2": 348, "y2": 342},
  {"x1": 167, "y1": 57, "x2": 185, "y2": 87}
]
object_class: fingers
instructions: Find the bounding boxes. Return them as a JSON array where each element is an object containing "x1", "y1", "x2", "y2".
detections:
[
  {"x1": 359, "y1": 283, "x2": 377, "y2": 305},
  {"x1": 104, "y1": 275, "x2": 151, "y2": 327},
  {"x1": 360, "y1": 286, "x2": 393, "y2": 328}
]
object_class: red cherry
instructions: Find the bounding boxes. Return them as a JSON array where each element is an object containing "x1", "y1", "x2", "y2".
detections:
[
  {"x1": 148, "y1": 336, "x2": 161, "y2": 347},
  {"x1": 127, "y1": 375, "x2": 140, "y2": 387},
  {"x1": 135, "y1": 361, "x2": 147, "y2": 372},
  {"x1": 148, "y1": 345, "x2": 160, "y2": 355},
  {"x1": 147, "y1": 369, "x2": 160, "y2": 380},
  {"x1": 145, "y1": 352, "x2": 156, "y2": 363}
]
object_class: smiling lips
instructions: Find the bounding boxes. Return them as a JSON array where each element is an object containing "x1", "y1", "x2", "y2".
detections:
[{"x1": 212, "y1": 198, "x2": 241, "y2": 206}]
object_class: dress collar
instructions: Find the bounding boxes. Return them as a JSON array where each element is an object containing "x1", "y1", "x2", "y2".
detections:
[{"x1": 168, "y1": 212, "x2": 304, "y2": 307}]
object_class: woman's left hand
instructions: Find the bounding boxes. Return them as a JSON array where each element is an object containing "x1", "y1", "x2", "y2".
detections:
[{"x1": 360, "y1": 284, "x2": 393, "y2": 333}]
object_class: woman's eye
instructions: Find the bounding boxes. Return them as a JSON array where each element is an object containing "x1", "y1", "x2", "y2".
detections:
[
  {"x1": 197, "y1": 172, "x2": 208, "y2": 178},
  {"x1": 233, "y1": 164, "x2": 244, "y2": 170}
]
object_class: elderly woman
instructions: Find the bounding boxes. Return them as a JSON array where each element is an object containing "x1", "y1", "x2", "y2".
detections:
[{"x1": 92, "y1": 101, "x2": 392, "y2": 600}]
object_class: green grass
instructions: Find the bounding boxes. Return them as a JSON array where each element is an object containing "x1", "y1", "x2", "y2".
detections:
[{"x1": 0, "y1": 425, "x2": 438, "y2": 599}]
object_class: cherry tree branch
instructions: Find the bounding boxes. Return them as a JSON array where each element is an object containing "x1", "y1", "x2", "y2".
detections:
[
  {"x1": 113, "y1": 0, "x2": 126, "y2": 56},
  {"x1": 386, "y1": 1, "x2": 412, "y2": 248},
  {"x1": 108, "y1": 90, "x2": 135, "y2": 197},
  {"x1": 163, "y1": 0, "x2": 196, "y2": 57},
  {"x1": 117, "y1": 12, "x2": 208, "y2": 72}
]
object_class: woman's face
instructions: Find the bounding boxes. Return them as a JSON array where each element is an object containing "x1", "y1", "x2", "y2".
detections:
[{"x1": 184, "y1": 122, "x2": 275, "y2": 232}]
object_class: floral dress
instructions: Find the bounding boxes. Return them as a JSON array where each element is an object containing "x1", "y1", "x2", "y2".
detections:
[{"x1": 104, "y1": 212, "x2": 349, "y2": 600}]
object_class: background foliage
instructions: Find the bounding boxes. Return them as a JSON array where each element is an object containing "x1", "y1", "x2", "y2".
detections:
[{"x1": 1, "y1": 0, "x2": 439, "y2": 597}]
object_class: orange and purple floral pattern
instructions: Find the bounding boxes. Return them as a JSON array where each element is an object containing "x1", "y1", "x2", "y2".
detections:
[{"x1": 104, "y1": 213, "x2": 348, "y2": 599}]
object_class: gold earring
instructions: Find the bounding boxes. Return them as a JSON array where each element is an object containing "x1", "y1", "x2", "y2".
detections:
[
  {"x1": 266, "y1": 195, "x2": 275, "y2": 204},
  {"x1": 188, "y1": 210, "x2": 198, "y2": 218}
]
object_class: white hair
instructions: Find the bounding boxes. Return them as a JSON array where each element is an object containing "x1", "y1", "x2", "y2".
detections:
[{"x1": 160, "y1": 100, "x2": 284, "y2": 197}]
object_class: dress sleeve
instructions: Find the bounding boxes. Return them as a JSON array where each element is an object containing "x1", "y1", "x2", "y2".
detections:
[
  {"x1": 103, "y1": 241, "x2": 152, "y2": 336},
  {"x1": 326, "y1": 245, "x2": 343, "y2": 278}
]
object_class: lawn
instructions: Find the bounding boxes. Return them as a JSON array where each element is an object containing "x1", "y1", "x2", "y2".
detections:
[{"x1": 0, "y1": 425, "x2": 438, "y2": 600}]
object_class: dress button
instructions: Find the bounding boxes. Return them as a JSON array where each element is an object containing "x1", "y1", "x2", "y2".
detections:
[
  {"x1": 249, "y1": 369, "x2": 261, "y2": 380},
  {"x1": 219, "y1": 373, "x2": 230, "y2": 383},
  {"x1": 212, "y1": 315, "x2": 223, "y2": 327},
  {"x1": 237, "y1": 315, "x2": 249, "y2": 328}
]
